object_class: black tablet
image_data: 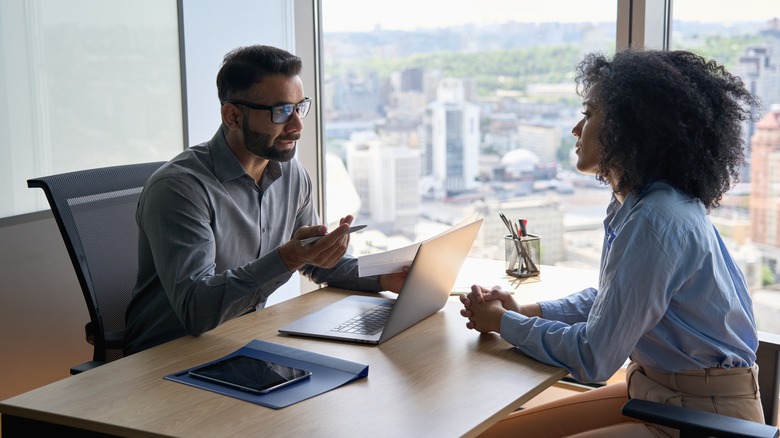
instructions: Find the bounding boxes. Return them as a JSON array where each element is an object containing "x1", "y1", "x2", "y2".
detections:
[{"x1": 189, "y1": 355, "x2": 311, "y2": 395}]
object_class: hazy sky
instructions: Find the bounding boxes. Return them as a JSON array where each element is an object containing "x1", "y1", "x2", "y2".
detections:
[{"x1": 322, "y1": 0, "x2": 779, "y2": 32}]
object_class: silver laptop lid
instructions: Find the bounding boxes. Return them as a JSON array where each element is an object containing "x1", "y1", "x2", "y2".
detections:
[{"x1": 377, "y1": 218, "x2": 483, "y2": 343}]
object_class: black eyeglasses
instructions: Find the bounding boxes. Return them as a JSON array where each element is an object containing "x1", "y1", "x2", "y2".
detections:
[{"x1": 222, "y1": 97, "x2": 312, "y2": 124}]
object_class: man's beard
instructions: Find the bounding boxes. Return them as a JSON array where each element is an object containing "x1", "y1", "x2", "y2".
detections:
[{"x1": 242, "y1": 118, "x2": 297, "y2": 162}]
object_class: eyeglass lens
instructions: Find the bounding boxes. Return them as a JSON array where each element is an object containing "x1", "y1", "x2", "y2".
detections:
[{"x1": 272, "y1": 99, "x2": 311, "y2": 124}]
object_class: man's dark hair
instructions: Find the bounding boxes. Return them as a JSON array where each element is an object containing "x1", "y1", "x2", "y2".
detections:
[
  {"x1": 216, "y1": 45, "x2": 303, "y2": 103},
  {"x1": 575, "y1": 49, "x2": 761, "y2": 210}
]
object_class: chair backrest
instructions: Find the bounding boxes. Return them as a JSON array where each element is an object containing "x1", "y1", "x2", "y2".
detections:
[
  {"x1": 758, "y1": 330, "x2": 780, "y2": 426},
  {"x1": 28, "y1": 162, "x2": 165, "y2": 366}
]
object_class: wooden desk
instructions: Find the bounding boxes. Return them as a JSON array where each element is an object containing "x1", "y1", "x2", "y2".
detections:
[{"x1": 1, "y1": 264, "x2": 596, "y2": 437}]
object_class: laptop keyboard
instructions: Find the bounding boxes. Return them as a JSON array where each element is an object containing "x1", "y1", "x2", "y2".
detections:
[{"x1": 331, "y1": 302, "x2": 393, "y2": 335}]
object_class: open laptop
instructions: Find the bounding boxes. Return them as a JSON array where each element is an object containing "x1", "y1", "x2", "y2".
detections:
[{"x1": 278, "y1": 217, "x2": 483, "y2": 344}]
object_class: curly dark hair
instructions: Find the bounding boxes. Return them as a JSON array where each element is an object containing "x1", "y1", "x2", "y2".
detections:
[
  {"x1": 575, "y1": 49, "x2": 761, "y2": 210},
  {"x1": 216, "y1": 45, "x2": 302, "y2": 103}
]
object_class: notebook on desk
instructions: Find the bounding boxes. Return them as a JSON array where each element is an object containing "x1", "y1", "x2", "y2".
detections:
[{"x1": 278, "y1": 217, "x2": 483, "y2": 344}]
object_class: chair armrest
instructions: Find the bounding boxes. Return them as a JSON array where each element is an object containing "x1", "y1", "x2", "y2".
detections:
[
  {"x1": 70, "y1": 360, "x2": 106, "y2": 375},
  {"x1": 622, "y1": 399, "x2": 779, "y2": 438}
]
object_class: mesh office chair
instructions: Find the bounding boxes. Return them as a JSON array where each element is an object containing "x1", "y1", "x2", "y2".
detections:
[{"x1": 28, "y1": 161, "x2": 165, "y2": 374}]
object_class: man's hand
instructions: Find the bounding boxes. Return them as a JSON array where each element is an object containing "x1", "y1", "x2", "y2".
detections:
[
  {"x1": 379, "y1": 266, "x2": 409, "y2": 293},
  {"x1": 278, "y1": 216, "x2": 355, "y2": 271}
]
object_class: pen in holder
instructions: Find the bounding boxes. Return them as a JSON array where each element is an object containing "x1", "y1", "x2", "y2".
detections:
[{"x1": 504, "y1": 234, "x2": 541, "y2": 278}]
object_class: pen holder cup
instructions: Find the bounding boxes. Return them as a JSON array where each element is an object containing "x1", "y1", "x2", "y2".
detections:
[{"x1": 504, "y1": 234, "x2": 541, "y2": 278}]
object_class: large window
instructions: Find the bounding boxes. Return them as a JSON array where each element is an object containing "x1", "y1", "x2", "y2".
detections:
[
  {"x1": 321, "y1": 0, "x2": 618, "y2": 266},
  {"x1": 671, "y1": 0, "x2": 780, "y2": 333},
  {"x1": 0, "y1": 0, "x2": 184, "y2": 218},
  {"x1": 319, "y1": 0, "x2": 780, "y2": 333}
]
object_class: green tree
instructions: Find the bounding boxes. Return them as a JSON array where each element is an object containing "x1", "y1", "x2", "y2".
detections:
[{"x1": 762, "y1": 264, "x2": 776, "y2": 287}]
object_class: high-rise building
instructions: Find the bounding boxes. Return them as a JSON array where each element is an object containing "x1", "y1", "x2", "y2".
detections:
[
  {"x1": 345, "y1": 134, "x2": 421, "y2": 235},
  {"x1": 399, "y1": 67, "x2": 424, "y2": 92},
  {"x1": 331, "y1": 69, "x2": 383, "y2": 119},
  {"x1": 749, "y1": 106, "x2": 780, "y2": 274},
  {"x1": 386, "y1": 68, "x2": 428, "y2": 128},
  {"x1": 516, "y1": 123, "x2": 562, "y2": 164},
  {"x1": 422, "y1": 78, "x2": 480, "y2": 199},
  {"x1": 735, "y1": 25, "x2": 780, "y2": 180},
  {"x1": 738, "y1": 45, "x2": 780, "y2": 137}
]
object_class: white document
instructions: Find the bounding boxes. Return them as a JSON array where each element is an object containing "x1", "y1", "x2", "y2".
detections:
[
  {"x1": 358, "y1": 243, "x2": 421, "y2": 276},
  {"x1": 357, "y1": 214, "x2": 480, "y2": 277}
]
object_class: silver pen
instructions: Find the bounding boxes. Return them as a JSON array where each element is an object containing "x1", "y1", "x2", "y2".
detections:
[{"x1": 299, "y1": 224, "x2": 367, "y2": 245}]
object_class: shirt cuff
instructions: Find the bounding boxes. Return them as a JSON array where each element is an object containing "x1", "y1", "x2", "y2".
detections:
[
  {"x1": 499, "y1": 310, "x2": 530, "y2": 345},
  {"x1": 246, "y1": 249, "x2": 297, "y2": 290}
]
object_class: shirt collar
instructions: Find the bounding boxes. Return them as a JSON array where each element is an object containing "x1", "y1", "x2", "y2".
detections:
[
  {"x1": 607, "y1": 191, "x2": 635, "y2": 230},
  {"x1": 208, "y1": 127, "x2": 283, "y2": 186},
  {"x1": 209, "y1": 128, "x2": 248, "y2": 183},
  {"x1": 607, "y1": 181, "x2": 670, "y2": 231}
]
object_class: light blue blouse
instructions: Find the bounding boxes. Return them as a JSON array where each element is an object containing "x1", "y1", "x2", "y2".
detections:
[{"x1": 500, "y1": 182, "x2": 758, "y2": 383}]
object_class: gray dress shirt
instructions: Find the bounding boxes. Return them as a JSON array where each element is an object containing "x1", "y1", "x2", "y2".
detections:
[{"x1": 123, "y1": 128, "x2": 381, "y2": 355}]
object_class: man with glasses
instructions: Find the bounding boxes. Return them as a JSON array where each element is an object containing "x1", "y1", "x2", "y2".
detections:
[{"x1": 123, "y1": 45, "x2": 407, "y2": 355}]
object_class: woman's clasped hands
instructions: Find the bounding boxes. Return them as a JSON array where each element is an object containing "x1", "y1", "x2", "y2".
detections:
[
  {"x1": 460, "y1": 285, "x2": 543, "y2": 334},
  {"x1": 459, "y1": 285, "x2": 514, "y2": 333}
]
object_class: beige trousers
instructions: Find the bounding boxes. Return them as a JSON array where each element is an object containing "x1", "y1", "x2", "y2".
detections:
[
  {"x1": 477, "y1": 363, "x2": 764, "y2": 438},
  {"x1": 625, "y1": 362, "x2": 764, "y2": 437}
]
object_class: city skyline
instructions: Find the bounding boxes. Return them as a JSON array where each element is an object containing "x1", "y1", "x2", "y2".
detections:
[
  {"x1": 322, "y1": 7, "x2": 780, "y2": 281},
  {"x1": 323, "y1": 0, "x2": 778, "y2": 33}
]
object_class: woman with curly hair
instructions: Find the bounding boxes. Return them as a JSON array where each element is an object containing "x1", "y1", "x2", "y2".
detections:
[{"x1": 460, "y1": 49, "x2": 764, "y2": 437}]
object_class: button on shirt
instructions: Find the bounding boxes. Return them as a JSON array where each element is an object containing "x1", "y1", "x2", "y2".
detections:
[
  {"x1": 500, "y1": 182, "x2": 758, "y2": 383},
  {"x1": 124, "y1": 128, "x2": 381, "y2": 355}
]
